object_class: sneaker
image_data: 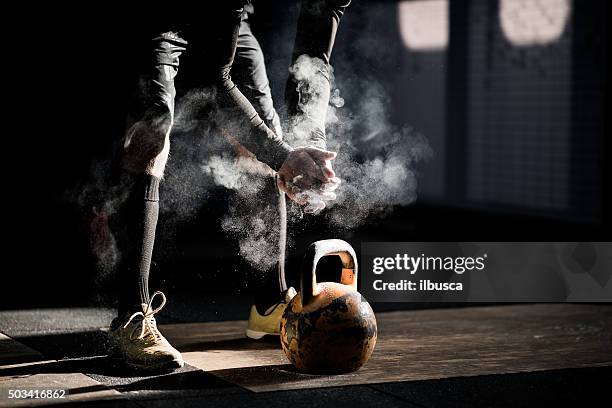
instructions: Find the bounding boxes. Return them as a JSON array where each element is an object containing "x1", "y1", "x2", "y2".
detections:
[
  {"x1": 246, "y1": 288, "x2": 297, "y2": 339},
  {"x1": 109, "y1": 291, "x2": 184, "y2": 371}
]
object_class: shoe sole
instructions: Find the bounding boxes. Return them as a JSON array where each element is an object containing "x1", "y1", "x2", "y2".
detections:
[
  {"x1": 245, "y1": 329, "x2": 279, "y2": 340},
  {"x1": 125, "y1": 358, "x2": 184, "y2": 372},
  {"x1": 109, "y1": 349, "x2": 184, "y2": 372}
]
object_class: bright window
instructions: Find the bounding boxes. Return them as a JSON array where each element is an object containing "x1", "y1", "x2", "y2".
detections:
[
  {"x1": 500, "y1": 0, "x2": 571, "y2": 46},
  {"x1": 398, "y1": 0, "x2": 449, "y2": 51}
]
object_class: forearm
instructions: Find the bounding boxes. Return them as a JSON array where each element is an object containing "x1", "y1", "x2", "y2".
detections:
[
  {"x1": 286, "y1": 0, "x2": 352, "y2": 150},
  {"x1": 211, "y1": 4, "x2": 293, "y2": 170},
  {"x1": 220, "y1": 79, "x2": 293, "y2": 170},
  {"x1": 287, "y1": 57, "x2": 331, "y2": 150}
]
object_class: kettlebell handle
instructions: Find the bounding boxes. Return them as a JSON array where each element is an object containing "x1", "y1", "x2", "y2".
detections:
[{"x1": 300, "y1": 239, "x2": 358, "y2": 306}]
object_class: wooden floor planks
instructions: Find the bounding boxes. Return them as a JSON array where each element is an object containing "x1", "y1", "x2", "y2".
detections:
[
  {"x1": 0, "y1": 334, "x2": 129, "y2": 407},
  {"x1": 1, "y1": 305, "x2": 609, "y2": 396},
  {"x1": 160, "y1": 304, "x2": 612, "y2": 392}
]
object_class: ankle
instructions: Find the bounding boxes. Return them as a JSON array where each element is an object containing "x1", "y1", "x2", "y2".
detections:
[{"x1": 255, "y1": 288, "x2": 292, "y2": 315}]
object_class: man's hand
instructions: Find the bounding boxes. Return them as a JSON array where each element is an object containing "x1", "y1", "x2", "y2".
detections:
[{"x1": 277, "y1": 146, "x2": 341, "y2": 213}]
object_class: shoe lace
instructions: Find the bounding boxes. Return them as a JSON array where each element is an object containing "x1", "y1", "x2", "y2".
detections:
[{"x1": 123, "y1": 291, "x2": 167, "y2": 342}]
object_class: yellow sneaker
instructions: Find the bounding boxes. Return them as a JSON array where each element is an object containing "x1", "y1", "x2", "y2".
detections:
[
  {"x1": 246, "y1": 288, "x2": 297, "y2": 339},
  {"x1": 109, "y1": 291, "x2": 184, "y2": 371}
]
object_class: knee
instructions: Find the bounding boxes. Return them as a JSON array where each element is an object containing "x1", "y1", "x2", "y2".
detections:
[{"x1": 122, "y1": 113, "x2": 172, "y2": 175}]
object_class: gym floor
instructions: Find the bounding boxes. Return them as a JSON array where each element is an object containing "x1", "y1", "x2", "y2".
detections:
[{"x1": 1, "y1": 301, "x2": 610, "y2": 407}]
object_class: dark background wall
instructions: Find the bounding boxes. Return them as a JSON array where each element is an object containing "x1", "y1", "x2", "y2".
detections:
[{"x1": 3, "y1": 0, "x2": 609, "y2": 309}]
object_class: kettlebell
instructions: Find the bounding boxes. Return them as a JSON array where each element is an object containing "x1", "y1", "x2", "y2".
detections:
[{"x1": 280, "y1": 239, "x2": 377, "y2": 374}]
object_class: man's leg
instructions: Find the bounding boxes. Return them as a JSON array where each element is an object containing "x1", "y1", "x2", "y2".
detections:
[
  {"x1": 219, "y1": 155, "x2": 293, "y2": 339},
  {"x1": 245, "y1": 173, "x2": 295, "y2": 339},
  {"x1": 117, "y1": 32, "x2": 184, "y2": 316},
  {"x1": 231, "y1": 12, "x2": 291, "y2": 317},
  {"x1": 109, "y1": 31, "x2": 186, "y2": 371}
]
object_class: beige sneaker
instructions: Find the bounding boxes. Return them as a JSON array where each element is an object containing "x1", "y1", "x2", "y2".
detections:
[
  {"x1": 246, "y1": 288, "x2": 297, "y2": 339},
  {"x1": 109, "y1": 291, "x2": 184, "y2": 371}
]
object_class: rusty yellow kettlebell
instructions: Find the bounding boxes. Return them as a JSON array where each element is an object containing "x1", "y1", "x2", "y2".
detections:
[{"x1": 280, "y1": 239, "x2": 377, "y2": 374}]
